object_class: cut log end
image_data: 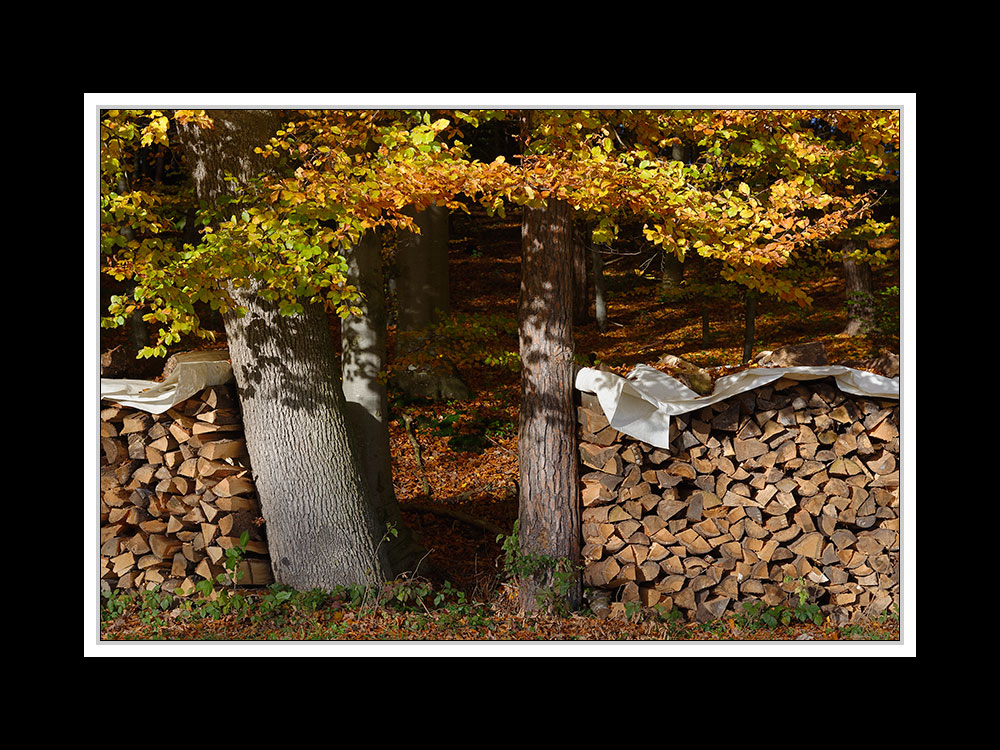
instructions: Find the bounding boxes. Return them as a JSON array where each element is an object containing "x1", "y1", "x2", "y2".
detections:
[
  {"x1": 100, "y1": 383, "x2": 270, "y2": 595},
  {"x1": 577, "y1": 375, "x2": 899, "y2": 624}
]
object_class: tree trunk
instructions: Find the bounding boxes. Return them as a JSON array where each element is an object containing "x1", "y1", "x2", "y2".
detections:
[
  {"x1": 591, "y1": 245, "x2": 608, "y2": 333},
  {"x1": 742, "y1": 288, "x2": 758, "y2": 364},
  {"x1": 175, "y1": 109, "x2": 389, "y2": 591},
  {"x1": 842, "y1": 241, "x2": 874, "y2": 336},
  {"x1": 393, "y1": 204, "x2": 471, "y2": 401},
  {"x1": 660, "y1": 252, "x2": 684, "y2": 298},
  {"x1": 113, "y1": 174, "x2": 152, "y2": 375},
  {"x1": 397, "y1": 204, "x2": 450, "y2": 331},
  {"x1": 572, "y1": 225, "x2": 590, "y2": 325},
  {"x1": 518, "y1": 197, "x2": 582, "y2": 613},
  {"x1": 341, "y1": 230, "x2": 427, "y2": 577},
  {"x1": 225, "y1": 287, "x2": 389, "y2": 590},
  {"x1": 662, "y1": 143, "x2": 688, "y2": 299}
]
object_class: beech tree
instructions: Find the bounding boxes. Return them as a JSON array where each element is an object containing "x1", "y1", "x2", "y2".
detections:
[
  {"x1": 393, "y1": 203, "x2": 472, "y2": 401},
  {"x1": 341, "y1": 229, "x2": 427, "y2": 575},
  {"x1": 173, "y1": 109, "x2": 391, "y2": 590},
  {"x1": 465, "y1": 108, "x2": 900, "y2": 610},
  {"x1": 101, "y1": 108, "x2": 486, "y2": 589}
]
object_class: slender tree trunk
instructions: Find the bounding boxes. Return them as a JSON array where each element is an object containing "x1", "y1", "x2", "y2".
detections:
[
  {"x1": 572, "y1": 225, "x2": 589, "y2": 325},
  {"x1": 397, "y1": 205, "x2": 450, "y2": 330},
  {"x1": 518, "y1": 197, "x2": 582, "y2": 613},
  {"x1": 394, "y1": 204, "x2": 471, "y2": 401},
  {"x1": 660, "y1": 252, "x2": 684, "y2": 298},
  {"x1": 591, "y1": 245, "x2": 608, "y2": 333},
  {"x1": 341, "y1": 230, "x2": 427, "y2": 577},
  {"x1": 112, "y1": 174, "x2": 152, "y2": 371},
  {"x1": 662, "y1": 144, "x2": 688, "y2": 299},
  {"x1": 842, "y1": 241, "x2": 874, "y2": 336},
  {"x1": 176, "y1": 109, "x2": 389, "y2": 591},
  {"x1": 742, "y1": 288, "x2": 758, "y2": 364}
]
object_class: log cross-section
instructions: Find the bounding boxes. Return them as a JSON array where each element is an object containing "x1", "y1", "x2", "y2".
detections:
[
  {"x1": 576, "y1": 374, "x2": 900, "y2": 624},
  {"x1": 100, "y1": 383, "x2": 273, "y2": 595}
]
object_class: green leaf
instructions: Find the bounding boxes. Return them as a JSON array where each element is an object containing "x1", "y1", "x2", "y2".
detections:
[{"x1": 278, "y1": 302, "x2": 304, "y2": 317}]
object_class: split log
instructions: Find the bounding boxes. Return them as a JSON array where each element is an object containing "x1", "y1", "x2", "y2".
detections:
[
  {"x1": 577, "y1": 373, "x2": 900, "y2": 623},
  {"x1": 98, "y1": 382, "x2": 270, "y2": 593}
]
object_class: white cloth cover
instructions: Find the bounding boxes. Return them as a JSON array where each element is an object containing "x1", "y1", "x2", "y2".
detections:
[
  {"x1": 100, "y1": 350, "x2": 234, "y2": 414},
  {"x1": 575, "y1": 364, "x2": 900, "y2": 450}
]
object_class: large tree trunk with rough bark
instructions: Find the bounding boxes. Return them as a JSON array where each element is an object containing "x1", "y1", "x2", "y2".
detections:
[
  {"x1": 225, "y1": 287, "x2": 389, "y2": 589},
  {"x1": 518, "y1": 197, "x2": 582, "y2": 613},
  {"x1": 175, "y1": 109, "x2": 389, "y2": 591},
  {"x1": 341, "y1": 230, "x2": 427, "y2": 577}
]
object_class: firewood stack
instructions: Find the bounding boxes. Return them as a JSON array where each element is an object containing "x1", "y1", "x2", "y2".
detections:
[
  {"x1": 99, "y1": 384, "x2": 273, "y2": 595},
  {"x1": 577, "y1": 375, "x2": 900, "y2": 623}
]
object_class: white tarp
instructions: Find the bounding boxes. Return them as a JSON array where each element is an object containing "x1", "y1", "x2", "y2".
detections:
[
  {"x1": 575, "y1": 363, "x2": 900, "y2": 450},
  {"x1": 100, "y1": 350, "x2": 234, "y2": 414}
]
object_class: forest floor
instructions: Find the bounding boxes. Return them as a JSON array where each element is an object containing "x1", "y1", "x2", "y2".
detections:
[{"x1": 97, "y1": 204, "x2": 904, "y2": 649}]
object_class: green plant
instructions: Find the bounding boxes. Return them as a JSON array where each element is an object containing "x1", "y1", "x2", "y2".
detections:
[
  {"x1": 734, "y1": 600, "x2": 782, "y2": 630},
  {"x1": 733, "y1": 578, "x2": 824, "y2": 631},
  {"x1": 874, "y1": 602, "x2": 900, "y2": 627},
  {"x1": 622, "y1": 600, "x2": 643, "y2": 622},
  {"x1": 219, "y1": 530, "x2": 251, "y2": 590},
  {"x1": 497, "y1": 520, "x2": 581, "y2": 616},
  {"x1": 653, "y1": 603, "x2": 685, "y2": 625},
  {"x1": 100, "y1": 585, "x2": 177, "y2": 633},
  {"x1": 785, "y1": 576, "x2": 824, "y2": 626},
  {"x1": 167, "y1": 528, "x2": 253, "y2": 612},
  {"x1": 138, "y1": 587, "x2": 174, "y2": 625},
  {"x1": 846, "y1": 285, "x2": 900, "y2": 344},
  {"x1": 101, "y1": 588, "x2": 132, "y2": 622}
]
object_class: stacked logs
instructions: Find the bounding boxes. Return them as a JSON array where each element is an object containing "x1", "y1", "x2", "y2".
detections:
[
  {"x1": 99, "y1": 383, "x2": 273, "y2": 595},
  {"x1": 577, "y1": 374, "x2": 900, "y2": 623}
]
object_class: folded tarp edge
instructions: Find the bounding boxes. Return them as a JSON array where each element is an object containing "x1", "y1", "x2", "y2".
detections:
[
  {"x1": 575, "y1": 364, "x2": 899, "y2": 451},
  {"x1": 99, "y1": 351, "x2": 235, "y2": 415}
]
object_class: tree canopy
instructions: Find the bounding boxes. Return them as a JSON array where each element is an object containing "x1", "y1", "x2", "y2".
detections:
[{"x1": 99, "y1": 105, "x2": 900, "y2": 357}]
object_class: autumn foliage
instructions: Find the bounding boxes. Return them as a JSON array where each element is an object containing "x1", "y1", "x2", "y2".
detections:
[{"x1": 100, "y1": 108, "x2": 898, "y2": 356}]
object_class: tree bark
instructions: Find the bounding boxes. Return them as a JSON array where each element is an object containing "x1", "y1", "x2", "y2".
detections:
[
  {"x1": 591, "y1": 245, "x2": 608, "y2": 333},
  {"x1": 660, "y1": 252, "x2": 684, "y2": 298},
  {"x1": 842, "y1": 241, "x2": 874, "y2": 336},
  {"x1": 397, "y1": 204, "x2": 450, "y2": 331},
  {"x1": 518, "y1": 197, "x2": 582, "y2": 613},
  {"x1": 661, "y1": 144, "x2": 688, "y2": 299},
  {"x1": 743, "y1": 288, "x2": 759, "y2": 364},
  {"x1": 572, "y1": 225, "x2": 590, "y2": 325},
  {"x1": 225, "y1": 287, "x2": 389, "y2": 590},
  {"x1": 393, "y1": 204, "x2": 471, "y2": 401},
  {"x1": 341, "y1": 230, "x2": 427, "y2": 577},
  {"x1": 175, "y1": 109, "x2": 389, "y2": 591}
]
